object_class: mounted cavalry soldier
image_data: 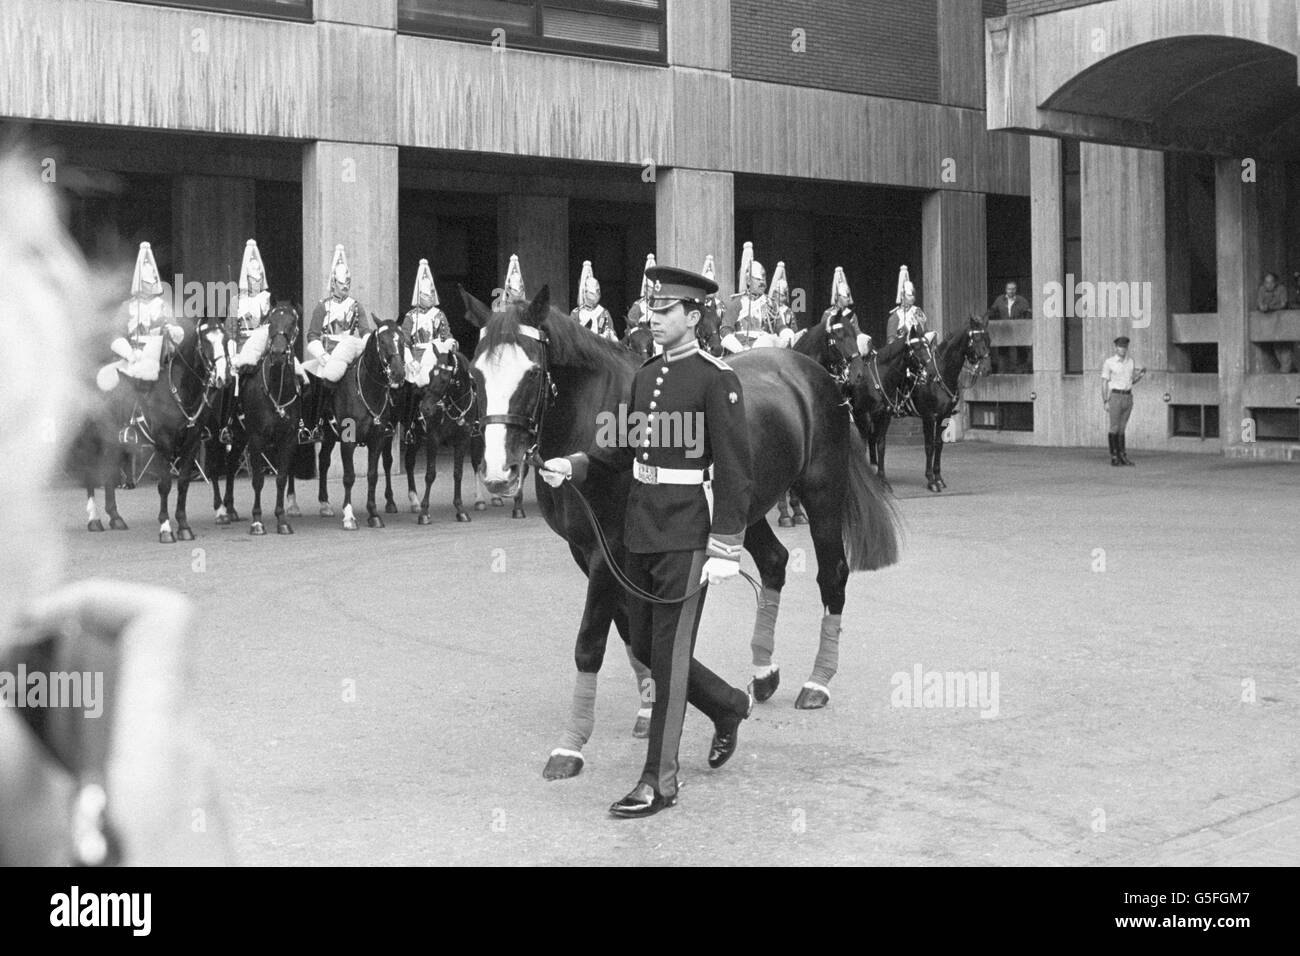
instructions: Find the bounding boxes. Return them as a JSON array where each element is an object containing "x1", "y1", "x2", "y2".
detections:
[
  {"x1": 571, "y1": 260, "x2": 616, "y2": 341},
  {"x1": 402, "y1": 258, "x2": 456, "y2": 389},
  {"x1": 300, "y1": 244, "x2": 373, "y2": 442},
  {"x1": 700, "y1": 254, "x2": 726, "y2": 323},
  {"x1": 225, "y1": 239, "x2": 272, "y2": 373},
  {"x1": 97, "y1": 242, "x2": 181, "y2": 392},
  {"x1": 767, "y1": 261, "x2": 798, "y2": 348},
  {"x1": 885, "y1": 265, "x2": 931, "y2": 345},
  {"x1": 541, "y1": 264, "x2": 755, "y2": 819},
  {"x1": 817, "y1": 266, "x2": 873, "y2": 356},
  {"x1": 625, "y1": 253, "x2": 657, "y2": 330},
  {"x1": 721, "y1": 242, "x2": 779, "y2": 354}
]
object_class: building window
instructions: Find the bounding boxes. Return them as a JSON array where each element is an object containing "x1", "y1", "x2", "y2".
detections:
[
  {"x1": 1061, "y1": 139, "x2": 1083, "y2": 375},
  {"x1": 122, "y1": 0, "x2": 312, "y2": 20},
  {"x1": 969, "y1": 401, "x2": 1034, "y2": 432},
  {"x1": 1247, "y1": 407, "x2": 1300, "y2": 442},
  {"x1": 1171, "y1": 404, "x2": 1220, "y2": 439},
  {"x1": 399, "y1": 0, "x2": 667, "y2": 64}
]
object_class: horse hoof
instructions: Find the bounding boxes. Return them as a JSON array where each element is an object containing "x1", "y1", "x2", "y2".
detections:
[
  {"x1": 215, "y1": 513, "x2": 231, "y2": 526},
  {"x1": 87, "y1": 519, "x2": 105, "y2": 532},
  {"x1": 512, "y1": 508, "x2": 526, "y2": 519},
  {"x1": 793, "y1": 513, "x2": 808, "y2": 525},
  {"x1": 342, "y1": 517, "x2": 358, "y2": 531},
  {"x1": 474, "y1": 501, "x2": 487, "y2": 512},
  {"x1": 177, "y1": 527, "x2": 195, "y2": 541},
  {"x1": 277, "y1": 522, "x2": 293, "y2": 535},
  {"x1": 543, "y1": 751, "x2": 585, "y2": 780},
  {"x1": 927, "y1": 482, "x2": 942, "y2": 493},
  {"x1": 367, "y1": 515, "x2": 385, "y2": 529},
  {"x1": 937, "y1": 478, "x2": 947, "y2": 490},
  {"x1": 228, "y1": 509, "x2": 242, "y2": 522},
  {"x1": 778, "y1": 516, "x2": 794, "y2": 528},
  {"x1": 385, "y1": 501, "x2": 398, "y2": 514},
  {"x1": 417, "y1": 514, "x2": 432, "y2": 526},
  {"x1": 286, "y1": 503, "x2": 301, "y2": 517},
  {"x1": 250, "y1": 521, "x2": 266, "y2": 536},
  {"x1": 491, "y1": 497, "x2": 503, "y2": 507},
  {"x1": 409, "y1": 504, "x2": 421, "y2": 514},
  {"x1": 159, "y1": 532, "x2": 176, "y2": 544},
  {"x1": 794, "y1": 685, "x2": 830, "y2": 710},
  {"x1": 455, "y1": 511, "x2": 471, "y2": 524},
  {"x1": 110, "y1": 517, "x2": 129, "y2": 531},
  {"x1": 320, "y1": 504, "x2": 335, "y2": 518},
  {"x1": 753, "y1": 668, "x2": 781, "y2": 703},
  {"x1": 632, "y1": 712, "x2": 651, "y2": 739}
]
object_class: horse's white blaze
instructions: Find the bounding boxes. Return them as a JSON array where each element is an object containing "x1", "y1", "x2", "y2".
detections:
[
  {"x1": 206, "y1": 329, "x2": 228, "y2": 385},
  {"x1": 86, "y1": 498, "x2": 97, "y2": 522},
  {"x1": 474, "y1": 344, "x2": 533, "y2": 483}
]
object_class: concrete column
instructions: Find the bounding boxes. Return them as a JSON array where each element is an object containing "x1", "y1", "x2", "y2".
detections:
[
  {"x1": 302, "y1": 141, "x2": 399, "y2": 321},
  {"x1": 1028, "y1": 137, "x2": 1064, "y2": 444},
  {"x1": 656, "y1": 168, "x2": 735, "y2": 298},
  {"x1": 498, "y1": 195, "x2": 570, "y2": 310},
  {"x1": 172, "y1": 175, "x2": 255, "y2": 314},
  {"x1": 922, "y1": 189, "x2": 986, "y2": 338},
  {"x1": 1215, "y1": 156, "x2": 1260, "y2": 452}
]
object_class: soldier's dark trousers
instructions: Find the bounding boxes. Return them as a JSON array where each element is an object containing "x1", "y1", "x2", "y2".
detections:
[{"x1": 625, "y1": 549, "x2": 749, "y2": 799}]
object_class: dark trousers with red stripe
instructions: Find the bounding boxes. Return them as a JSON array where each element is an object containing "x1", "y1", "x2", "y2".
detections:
[{"x1": 626, "y1": 548, "x2": 750, "y2": 799}]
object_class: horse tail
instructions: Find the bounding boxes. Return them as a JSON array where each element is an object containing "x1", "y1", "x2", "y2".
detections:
[{"x1": 841, "y1": 421, "x2": 903, "y2": 572}]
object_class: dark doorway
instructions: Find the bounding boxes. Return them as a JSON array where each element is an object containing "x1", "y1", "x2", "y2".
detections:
[{"x1": 571, "y1": 199, "x2": 654, "y2": 337}]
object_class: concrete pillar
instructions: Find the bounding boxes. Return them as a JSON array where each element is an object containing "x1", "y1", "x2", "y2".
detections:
[
  {"x1": 656, "y1": 168, "x2": 735, "y2": 298},
  {"x1": 301, "y1": 141, "x2": 399, "y2": 322},
  {"x1": 1029, "y1": 137, "x2": 1064, "y2": 444},
  {"x1": 1080, "y1": 144, "x2": 1167, "y2": 449},
  {"x1": 172, "y1": 175, "x2": 255, "y2": 315},
  {"x1": 922, "y1": 189, "x2": 986, "y2": 338},
  {"x1": 1215, "y1": 156, "x2": 1260, "y2": 452},
  {"x1": 498, "y1": 195, "x2": 570, "y2": 311}
]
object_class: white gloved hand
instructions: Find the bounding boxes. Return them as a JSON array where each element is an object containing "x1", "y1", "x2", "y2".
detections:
[
  {"x1": 540, "y1": 457, "x2": 572, "y2": 488},
  {"x1": 167, "y1": 325, "x2": 184, "y2": 345},
  {"x1": 700, "y1": 557, "x2": 740, "y2": 586},
  {"x1": 722, "y1": 333, "x2": 744, "y2": 354}
]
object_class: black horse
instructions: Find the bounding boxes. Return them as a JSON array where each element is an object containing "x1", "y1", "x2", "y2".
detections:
[
  {"x1": 310, "y1": 320, "x2": 407, "y2": 529},
  {"x1": 779, "y1": 306, "x2": 869, "y2": 526},
  {"x1": 206, "y1": 304, "x2": 304, "y2": 535},
  {"x1": 462, "y1": 287, "x2": 902, "y2": 780},
  {"x1": 857, "y1": 318, "x2": 990, "y2": 493}
]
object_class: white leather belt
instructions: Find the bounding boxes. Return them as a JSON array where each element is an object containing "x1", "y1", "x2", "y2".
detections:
[{"x1": 633, "y1": 462, "x2": 712, "y2": 486}]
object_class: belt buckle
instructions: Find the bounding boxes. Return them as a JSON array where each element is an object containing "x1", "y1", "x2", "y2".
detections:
[{"x1": 634, "y1": 462, "x2": 657, "y2": 485}]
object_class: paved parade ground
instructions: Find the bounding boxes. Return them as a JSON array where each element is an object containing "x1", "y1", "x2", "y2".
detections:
[{"x1": 55, "y1": 443, "x2": 1299, "y2": 866}]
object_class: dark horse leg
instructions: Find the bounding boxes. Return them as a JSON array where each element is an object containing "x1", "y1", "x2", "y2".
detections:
[
  {"x1": 933, "y1": 416, "x2": 948, "y2": 490},
  {"x1": 793, "y1": 485, "x2": 851, "y2": 711},
  {"x1": 924, "y1": 414, "x2": 942, "y2": 493},
  {"x1": 173, "y1": 450, "x2": 197, "y2": 542},
  {"x1": 381, "y1": 434, "x2": 398, "y2": 514},
  {"x1": 417, "y1": 430, "x2": 438, "y2": 525},
  {"x1": 512, "y1": 462, "x2": 528, "y2": 519},
  {"x1": 248, "y1": 442, "x2": 268, "y2": 536},
  {"x1": 744, "y1": 517, "x2": 789, "y2": 703},
  {"x1": 777, "y1": 490, "x2": 795, "y2": 527},
  {"x1": 404, "y1": 430, "x2": 422, "y2": 514},
  {"x1": 365, "y1": 437, "x2": 385, "y2": 529},
  {"x1": 339, "y1": 440, "x2": 359, "y2": 530},
  {"x1": 450, "y1": 433, "x2": 471, "y2": 523},
  {"x1": 543, "y1": 545, "x2": 639, "y2": 780},
  {"x1": 870, "y1": 411, "x2": 893, "y2": 493},
  {"x1": 317, "y1": 437, "x2": 335, "y2": 517},
  {"x1": 156, "y1": 464, "x2": 176, "y2": 544}
]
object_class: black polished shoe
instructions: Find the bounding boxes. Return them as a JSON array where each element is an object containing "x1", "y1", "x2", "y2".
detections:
[
  {"x1": 608, "y1": 783, "x2": 676, "y2": 819},
  {"x1": 708, "y1": 683, "x2": 754, "y2": 769}
]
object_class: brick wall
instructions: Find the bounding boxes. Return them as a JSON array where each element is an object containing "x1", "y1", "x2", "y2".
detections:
[{"x1": 731, "y1": 0, "x2": 939, "y2": 102}]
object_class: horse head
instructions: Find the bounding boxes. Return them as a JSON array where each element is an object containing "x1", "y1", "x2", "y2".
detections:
[
  {"x1": 697, "y1": 300, "x2": 724, "y2": 356},
  {"x1": 964, "y1": 316, "x2": 991, "y2": 375},
  {"x1": 622, "y1": 325, "x2": 655, "y2": 362},
  {"x1": 370, "y1": 316, "x2": 407, "y2": 389},
  {"x1": 195, "y1": 316, "x2": 229, "y2": 388},
  {"x1": 462, "y1": 284, "x2": 554, "y2": 499},
  {"x1": 419, "y1": 349, "x2": 463, "y2": 420},
  {"x1": 824, "y1": 307, "x2": 867, "y2": 387},
  {"x1": 265, "y1": 302, "x2": 299, "y2": 367}
]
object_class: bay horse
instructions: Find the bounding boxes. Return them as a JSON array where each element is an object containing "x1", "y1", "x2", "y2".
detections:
[
  {"x1": 312, "y1": 320, "x2": 407, "y2": 529},
  {"x1": 86, "y1": 318, "x2": 229, "y2": 542},
  {"x1": 857, "y1": 317, "x2": 989, "y2": 493},
  {"x1": 462, "y1": 287, "x2": 902, "y2": 780},
  {"x1": 206, "y1": 303, "x2": 304, "y2": 535},
  {"x1": 780, "y1": 306, "x2": 869, "y2": 527}
]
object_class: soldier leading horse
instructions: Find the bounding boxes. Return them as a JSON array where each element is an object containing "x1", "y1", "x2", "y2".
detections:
[{"x1": 462, "y1": 287, "x2": 902, "y2": 780}]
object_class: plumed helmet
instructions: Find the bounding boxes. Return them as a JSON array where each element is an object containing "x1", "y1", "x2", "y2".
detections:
[
  {"x1": 239, "y1": 239, "x2": 267, "y2": 296},
  {"x1": 830, "y1": 266, "x2": 853, "y2": 308},
  {"x1": 770, "y1": 261, "x2": 790, "y2": 305},
  {"x1": 578, "y1": 259, "x2": 600, "y2": 306},
  {"x1": 895, "y1": 265, "x2": 914, "y2": 305},
  {"x1": 412, "y1": 258, "x2": 439, "y2": 309},
  {"x1": 639, "y1": 253, "x2": 657, "y2": 299},
  {"x1": 131, "y1": 242, "x2": 163, "y2": 298},
  {"x1": 328, "y1": 245, "x2": 351, "y2": 297}
]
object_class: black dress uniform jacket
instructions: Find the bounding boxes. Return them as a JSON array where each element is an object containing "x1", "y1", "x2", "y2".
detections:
[{"x1": 567, "y1": 340, "x2": 752, "y2": 560}]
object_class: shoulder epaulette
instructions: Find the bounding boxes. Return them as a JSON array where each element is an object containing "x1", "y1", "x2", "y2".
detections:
[{"x1": 696, "y1": 351, "x2": 733, "y2": 371}]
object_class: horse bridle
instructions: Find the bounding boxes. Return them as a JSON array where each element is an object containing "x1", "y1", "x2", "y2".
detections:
[
  {"x1": 165, "y1": 321, "x2": 226, "y2": 430},
  {"x1": 354, "y1": 325, "x2": 403, "y2": 426},
  {"x1": 260, "y1": 311, "x2": 301, "y2": 421},
  {"x1": 480, "y1": 323, "x2": 555, "y2": 467},
  {"x1": 429, "y1": 352, "x2": 478, "y2": 428},
  {"x1": 824, "y1": 309, "x2": 862, "y2": 386}
]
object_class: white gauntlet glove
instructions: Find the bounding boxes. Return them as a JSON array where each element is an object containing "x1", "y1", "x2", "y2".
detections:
[
  {"x1": 540, "y1": 457, "x2": 572, "y2": 488},
  {"x1": 700, "y1": 557, "x2": 740, "y2": 586}
]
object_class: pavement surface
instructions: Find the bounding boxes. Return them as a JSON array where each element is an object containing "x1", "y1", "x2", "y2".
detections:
[{"x1": 54, "y1": 442, "x2": 1300, "y2": 865}]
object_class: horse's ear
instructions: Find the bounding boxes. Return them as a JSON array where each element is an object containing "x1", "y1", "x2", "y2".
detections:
[
  {"x1": 460, "y1": 286, "x2": 491, "y2": 328},
  {"x1": 526, "y1": 285, "x2": 551, "y2": 326}
]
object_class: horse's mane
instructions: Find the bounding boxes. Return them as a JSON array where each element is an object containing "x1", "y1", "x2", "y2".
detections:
[{"x1": 478, "y1": 300, "x2": 634, "y2": 371}]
